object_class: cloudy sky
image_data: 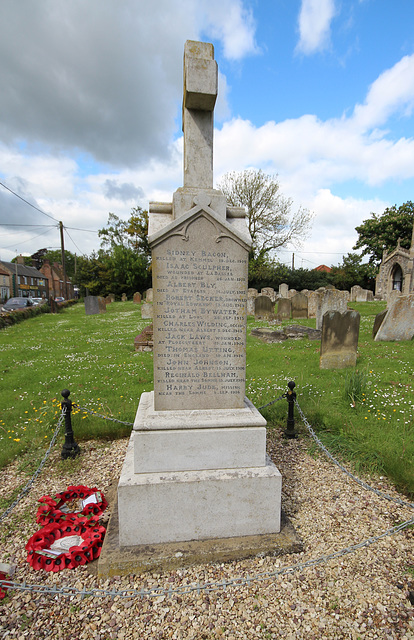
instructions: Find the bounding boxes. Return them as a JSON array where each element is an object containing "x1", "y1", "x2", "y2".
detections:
[{"x1": 1, "y1": 0, "x2": 414, "y2": 269}]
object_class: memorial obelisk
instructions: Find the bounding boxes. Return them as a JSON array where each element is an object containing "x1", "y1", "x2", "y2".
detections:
[{"x1": 117, "y1": 41, "x2": 282, "y2": 548}]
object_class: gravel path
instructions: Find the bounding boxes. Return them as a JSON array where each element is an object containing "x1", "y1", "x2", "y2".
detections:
[{"x1": 0, "y1": 429, "x2": 413, "y2": 639}]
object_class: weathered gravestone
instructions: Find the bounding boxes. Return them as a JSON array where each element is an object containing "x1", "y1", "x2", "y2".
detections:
[
  {"x1": 261, "y1": 287, "x2": 276, "y2": 302},
  {"x1": 84, "y1": 295, "x2": 100, "y2": 315},
  {"x1": 133, "y1": 292, "x2": 142, "y2": 304},
  {"x1": 121, "y1": 293, "x2": 127, "y2": 301},
  {"x1": 320, "y1": 310, "x2": 360, "y2": 369},
  {"x1": 350, "y1": 285, "x2": 374, "y2": 302},
  {"x1": 374, "y1": 294, "x2": 414, "y2": 341},
  {"x1": 306, "y1": 290, "x2": 319, "y2": 318},
  {"x1": 254, "y1": 294, "x2": 274, "y2": 319},
  {"x1": 145, "y1": 288, "x2": 153, "y2": 302},
  {"x1": 105, "y1": 295, "x2": 112, "y2": 304},
  {"x1": 106, "y1": 293, "x2": 115, "y2": 303},
  {"x1": 279, "y1": 283, "x2": 289, "y2": 298},
  {"x1": 291, "y1": 292, "x2": 308, "y2": 319},
  {"x1": 315, "y1": 289, "x2": 348, "y2": 330},
  {"x1": 98, "y1": 296, "x2": 106, "y2": 313},
  {"x1": 277, "y1": 297, "x2": 292, "y2": 320},
  {"x1": 141, "y1": 302, "x2": 153, "y2": 319},
  {"x1": 116, "y1": 41, "x2": 282, "y2": 554}
]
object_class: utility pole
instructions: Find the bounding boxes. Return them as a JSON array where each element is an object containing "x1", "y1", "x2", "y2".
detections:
[
  {"x1": 59, "y1": 221, "x2": 68, "y2": 300},
  {"x1": 291, "y1": 252, "x2": 295, "y2": 270}
]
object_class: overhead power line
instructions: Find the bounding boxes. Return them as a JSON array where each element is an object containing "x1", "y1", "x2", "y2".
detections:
[{"x1": 0, "y1": 181, "x2": 58, "y2": 222}]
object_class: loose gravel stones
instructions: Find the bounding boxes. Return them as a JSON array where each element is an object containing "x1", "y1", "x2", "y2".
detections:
[{"x1": 0, "y1": 432, "x2": 413, "y2": 639}]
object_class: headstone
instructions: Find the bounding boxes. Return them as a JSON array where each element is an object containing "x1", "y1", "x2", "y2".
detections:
[
  {"x1": 350, "y1": 285, "x2": 374, "y2": 302},
  {"x1": 248, "y1": 288, "x2": 258, "y2": 297},
  {"x1": 98, "y1": 296, "x2": 107, "y2": 313},
  {"x1": 291, "y1": 292, "x2": 308, "y2": 319},
  {"x1": 374, "y1": 294, "x2": 414, "y2": 341},
  {"x1": 372, "y1": 309, "x2": 387, "y2": 339},
  {"x1": 261, "y1": 287, "x2": 276, "y2": 302},
  {"x1": 320, "y1": 310, "x2": 360, "y2": 369},
  {"x1": 121, "y1": 293, "x2": 127, "y2": 301},
  {"x1": 247, "y1": 296, "x2": 255, "y2": 316},
  {"x1": 279, "y1": 283, "x2": 289, "y2": 298},
  {"x1": 105, "y1": 295, "x2": 112, "y2": 304},
  {"x1": 315, "y1": 289, "x2": 348, "y2": 330},
  {"x1": 277, "y1": 298, "x2": 291, "y2": 320},
  {"x1": 133, "y1": 292, "x2": 142, "y2": 304},
  {"x1": 306, "y1": 290, "x2": 319, "y2": 318},
  {"x1": 387, "y1": 289, "x2": 402, "y2": 308},
  {"x1": 145, "y1": 288, "x2": 153, "y2": 302},
  {"x1": 134, "y1": 325, "x2": 153, "y2": 352},
  {"x1": 107, "y1": 293, "x2": 115, "y2": 303},
  {"x1": 84, "y1": 296, "x2": 100, "y2": 315},
  {"x1": 141, "y1": 302, "x2": 153, "y2": 319},
  {"x1": 287, "y1": 289, "x2": 297, "y2": 298},
  {"x1": 254, "y1": 295, "x2": 274, "y2": 319},
  {"x1": 116, "y1": 40, "x2": 281, "y2": 552}
]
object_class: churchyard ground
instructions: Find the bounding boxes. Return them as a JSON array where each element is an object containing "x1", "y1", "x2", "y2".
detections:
[{"x1": 0, "y1": 299, "x2": 413, "y2": 498}]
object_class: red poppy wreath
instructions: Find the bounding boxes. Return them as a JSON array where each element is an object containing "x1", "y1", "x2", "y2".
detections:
[
  {"x1": 36, "y1": 485, "x2": 108, "y2": 525},
  {"x1": 0, "y1": 572, "x2": 11, "y2": 599},
  {"x1": 26, "y1": 515, "x2": 106, "y2": 572}
]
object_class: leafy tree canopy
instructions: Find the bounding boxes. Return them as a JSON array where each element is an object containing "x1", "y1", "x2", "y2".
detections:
[
  {"x1": 217, "y1": 169, "x2": 313, "y2": 259},
  {"x1": 98, "y1": 208, "x2": 150, "y2": 256},
  {"x1": 354, "y1": 201, "x2": 414, "y2": 265}
]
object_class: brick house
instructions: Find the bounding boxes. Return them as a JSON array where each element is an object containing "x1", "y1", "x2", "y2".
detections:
[
  {"x1": 40, "y1": 260, "x2": 74, "y2": 300},
  {"x1": 0, "y1": 256, "x2": 49, "y2": 301}
]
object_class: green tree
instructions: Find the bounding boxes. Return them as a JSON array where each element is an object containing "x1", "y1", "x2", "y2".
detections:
[
  {"x1": 354, "y1": 201, "x2": 414, "y2": 265},
  {"x1": 98, "y1": 208, "x2": 150, "y2": 256},
  {"x1": 329, "y1": 253, "x2": 376, "y2": 290},
  {"x1": 217, "y1": 169, "x2": 313, "y2": 259}
]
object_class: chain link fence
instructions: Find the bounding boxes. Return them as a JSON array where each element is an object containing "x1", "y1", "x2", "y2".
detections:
[{"x1": 0, "y1": 388, "x2": 413, "y2": 600}]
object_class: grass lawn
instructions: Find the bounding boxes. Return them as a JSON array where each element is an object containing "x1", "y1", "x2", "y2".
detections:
[{"x1": 1, "y1": 299, "x2": 413, "y2": 497}]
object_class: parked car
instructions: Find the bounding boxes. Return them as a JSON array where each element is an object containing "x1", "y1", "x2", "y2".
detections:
[
  {"x1": 32, "y1": 297, "x2": 46, "y2": 306},
  {"x1": 2, "y1": 297, "x2": 34, "y2": 312},
  {"x1": 54, "y1": 297, "x2": 65, "y2": 302}
]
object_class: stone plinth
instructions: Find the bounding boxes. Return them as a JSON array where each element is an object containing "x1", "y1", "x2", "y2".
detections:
[{"x1": 118, "y1": 435, "x2": 281, "y2": 547}]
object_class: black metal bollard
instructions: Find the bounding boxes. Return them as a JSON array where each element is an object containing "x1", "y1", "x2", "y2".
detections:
[
  {"x1": 285, "y1": 380, "x2": 297, "y2": 439},
  {"x1": 61, "y1": 389, "x2": 81, "y2": 459}
]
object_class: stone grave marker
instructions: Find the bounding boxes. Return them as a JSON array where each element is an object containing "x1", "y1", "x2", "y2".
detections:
[
  {"x1": 98, "y1": 296, "x2": 107, "y2": 313},
  {"x1": 84, "y1": 295, "x2": 100, "y2": 315},
  {"x1": 254, "y1": 294, "x2": 274, "y2": 319},
  {"x1": 261, "y1": 287, "x2": 276, "y2": 302},
  {"x1": 105, "y1": 295, "x2": 112, "y2": 304},
  {"x1": 279, "y1": 283, "x2": 289, "y2": 298},
  {"x1": 141, "y1": 302, "x2": 153, "y2": 319},
  {"x1": 145, "y1": 288, "x2": 153, "y2": 302},
  {"x1": 277, "y1": 298, "x2": 291, "y2": 320},
  {"x1": 320, "y1": 310, "x2": 360, "y2": 369},
  {"x1": 374, "y1": 294, "x2": 414, "y2": 341},
  {"x1": 107, "y1": 293, "x2": 115, "y2": 302},
  {"x1": 306, "y1": 290, "x2": 318, "y2": 318},
  {"x1": 121, "y1": 293, "x2": 127, "y2": 301},
  {"x1": 133, "y1": 292, "x2": 142, "y2": 304},
  {"x1": 115, "y1": 40, "x2": 282, "y2": 556},
  {"x1": 134, "y1": 324, "x2": 153, "y2": 352},
  {"x1": 291, "y1": 292, "x2": 308, "y2": 319},
  {"x1": 315, "y1": 289, "x2": 348, "y2": 330}
]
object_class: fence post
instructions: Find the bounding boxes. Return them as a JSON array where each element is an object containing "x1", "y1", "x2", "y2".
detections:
[
  {"x1": 285, "y1": 380, "x2": 297, "y2": 438},
  {"x1": 61, "y1": 389, "x2": 81, "y2": 459}
]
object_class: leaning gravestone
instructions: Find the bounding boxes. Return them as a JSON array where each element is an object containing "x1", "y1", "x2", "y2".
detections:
[
  {"x1": 320, "y1": 310, "x2": 360, "y2": 369},
  {"x1": 133, "y1": 292, "x2": 142, "y2": 304},
  {"x1": 116, "y1": 40, "x2": 281, "y2": 552},
  {"x1": 291, "y1": 292, "x2": 308, "y2": 319},
  {"x1": 84, "y1": 295, "x2": 100, "y2": 315},
  {"x1": 254, "y1": 294, "x2": 274, "y2": 319},
  {"x1": 374, "y1": 294, "x2": 414, "y2": 341}
]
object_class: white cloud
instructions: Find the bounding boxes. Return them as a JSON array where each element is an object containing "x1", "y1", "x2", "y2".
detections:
[
  {"x1": 352, "y1": 54, "x2": 414, "y2": 131},
  {"x1": 296, "y1": 0, "x2": 337, "y2": 55},
  {"x1": 201, "y1": 0, "x2": 258, "y2": 60}
]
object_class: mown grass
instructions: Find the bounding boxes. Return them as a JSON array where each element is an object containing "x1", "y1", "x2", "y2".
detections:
[{"x1": 1, "y1": 299, "x2": 413, "y2": 498}]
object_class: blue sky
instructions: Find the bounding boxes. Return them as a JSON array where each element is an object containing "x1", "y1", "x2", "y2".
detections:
[{"x1": 1, "y1": 0, "x2": 414, "y2": 269}]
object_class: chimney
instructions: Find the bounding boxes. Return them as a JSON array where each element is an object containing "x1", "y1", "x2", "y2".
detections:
[{"x1": 16, "y1": 255, "x2": 25, "y2": 265}]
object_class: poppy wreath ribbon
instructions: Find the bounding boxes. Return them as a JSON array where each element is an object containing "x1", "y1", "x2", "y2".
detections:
[
  {"x1": 36, "y1": 484, "x2": 108, "y2": 525},
  {"x1": 26, "y1": 515, "x2": 106, "y2": 572}
]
